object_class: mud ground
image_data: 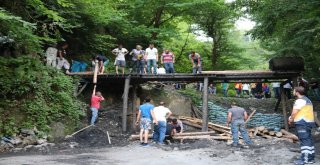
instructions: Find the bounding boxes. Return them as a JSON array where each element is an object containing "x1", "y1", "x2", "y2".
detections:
[{"x1": 1, "y1": 138, "x2": 319, "y2": 165}]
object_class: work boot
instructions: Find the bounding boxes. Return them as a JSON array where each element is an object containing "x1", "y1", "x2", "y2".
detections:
[
  {"x1": 231, "y1": 143, "x2": 238, "y2": 147},
  {"x1": 294, "y1": 159, "x2": 315, "y2": 165}
]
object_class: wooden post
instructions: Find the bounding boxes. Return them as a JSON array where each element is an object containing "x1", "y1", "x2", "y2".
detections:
[
  {"x1": 202, "y1": 77, "x2": 209, "y2": 132},
  {"x1": 280, "y1": 85, "x2": 289, "y2": 131},
  {"x1": 292, "y1": 77, "x2": 298, "y2": 88},
  {"x1": 93, "y1": 62, "x2": 99, "y2": 84},
  {"x1": 132, "y1": 85, "x2": 137, "y2": 130},
  {"x1": 122, "y1": 77, "x2": 131, "y2": 132},
  {"x1": 274, "y1": 97, "x2": 281, "y2": 112}
]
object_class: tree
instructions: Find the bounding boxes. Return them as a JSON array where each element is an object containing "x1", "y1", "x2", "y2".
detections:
[
  {"x1": 238, "y1": 0, "x2": 320, "y2": 77},
  {"x1": 186, "y1": 0, "x2": 241, "y2": 69}
]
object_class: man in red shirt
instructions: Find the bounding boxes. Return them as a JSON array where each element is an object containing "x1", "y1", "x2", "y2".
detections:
[{"x1": 90, "y1": 85, "x2": 105, "y2": 125}]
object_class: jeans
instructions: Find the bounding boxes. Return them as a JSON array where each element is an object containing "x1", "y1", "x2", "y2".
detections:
[
  {"x1": 223, "y1": 89, "x2": 228, "y2": 97},
  {"x1": 243, "y1": 90, "x2": 249, "y2": 95},
  {"x1": 164, "y1": 62, "x2": 174, "y2": 73},
  {"x1": 137, "y1": 60, "x2": 145, "y2": 74},
  {"x1": 273, "y1": 87, "x2": 280, "y2": 98},
  {"x1": 130, "y1": 60, "x2": 138, "y2": 73},
  {"x1": 208, "y1": 87, "x2": 216, "y2": 94},
  {"x1": 192, "y1": 66, "x2": 202, "y2": 74},
  {"x1": 147, "y1": 59, "x2": 157, "y2": 74},
  {"x1": 153, "y1": 121, "x2": 166, "y2": 144},
  {"x1": 231, "y1": 122, "x2": 253, "y2": 145},
  {"x1": 90, "y1": 108, "x2": 98, "y2": 125},
  {"x1": 295, "y1": 124, "x2": 315, "y2": 162}
]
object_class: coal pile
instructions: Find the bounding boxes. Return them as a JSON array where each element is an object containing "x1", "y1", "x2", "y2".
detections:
[
  {"x1": 74, "y1": 127, "x2": 109, "y2": 147},
  {"x1": 71, "y1": 104, "x2": 130, "y2": 148}
]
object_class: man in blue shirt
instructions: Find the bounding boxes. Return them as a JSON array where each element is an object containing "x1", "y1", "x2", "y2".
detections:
[{"x1": 135, "y1": 97, "x2": 157, "y2": 147}]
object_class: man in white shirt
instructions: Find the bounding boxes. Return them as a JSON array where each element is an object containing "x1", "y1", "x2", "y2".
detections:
[
  {"x1": 242, "y1": 83, "x2": 250, "y2": 96},
  {"x1": 272, "y1": 82, "x2": 280, "y2": 98},
  {"x1": 145, "y1": 44, "x2": 158, "y2": 74},
  {"x1": 153, "y1": 102, "x2": 172, "y2": 145},
  {"x1": 112, "y1": 44, "x2": 129, "y2": 75},
  {"x1": 283, "y1": 80, "x2": 292, "y2": 99}
]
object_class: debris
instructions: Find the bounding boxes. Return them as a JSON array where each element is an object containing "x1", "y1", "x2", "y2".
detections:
[
  {"x1": 65, "y1": 125, "x2": 93, "y2": 139},
  {"x1": 107, "y1": 131, "x2": 111, "y2": 144}
]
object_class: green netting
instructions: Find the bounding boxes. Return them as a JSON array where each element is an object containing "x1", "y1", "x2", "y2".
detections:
[{"x1": 198, "y1": 101, "x2": 284, "y2": 130}]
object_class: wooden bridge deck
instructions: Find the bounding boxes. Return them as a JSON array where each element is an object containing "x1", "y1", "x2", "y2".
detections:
[{"x1": 68, "y1": 70, "x2": 301, "y2": 83}]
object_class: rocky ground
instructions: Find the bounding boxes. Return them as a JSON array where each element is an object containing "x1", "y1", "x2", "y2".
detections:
[{"x1": 0, "y1": 137, "x2": 319, "y2": 165}]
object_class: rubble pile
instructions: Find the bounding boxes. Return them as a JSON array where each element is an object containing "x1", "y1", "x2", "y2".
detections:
[{"x1": 0, "y1": 128, "x2": 54, "y2": 153}]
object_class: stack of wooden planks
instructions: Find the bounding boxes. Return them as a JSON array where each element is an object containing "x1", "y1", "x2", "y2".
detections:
[
  {"x1": 129, "y1": 116, "x2": 299, "y2": 143},
  {"x1": 179, "y1": 116, "x2": 298, "y2": 143},
  {"x1": 129, "y1": 131, "x2": 232, "y2": 141},
  {"x1": 248, "y1": 126, "x2": 298, "y2": 143}
]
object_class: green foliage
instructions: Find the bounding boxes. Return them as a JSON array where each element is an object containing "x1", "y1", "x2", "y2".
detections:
[
  {"x1": 239, "y1": 0, "x2": 320, "y2": 77},
  {"x1": 0, "y1": 8, "x2": 41, "y2": 53},
  {"x1": 0, "y1": 56, "x2": 85, "y2": 136}
]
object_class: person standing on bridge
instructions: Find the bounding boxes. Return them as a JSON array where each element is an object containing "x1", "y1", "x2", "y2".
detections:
[
  {"x1": 112, "y1": 44, "x2": 128, "y2": 75},
  {"x1": 90, "y1": 85, "x2": 105, "y2": 125},
  {"x1": 288, "y1": 87, "x2": 315, "y2": 165},
  {"x1": 129, "y1": 45, "x2": 145, "y2": 74},
  {"x1": 189, "y1": 51, "x2": 202, "y2": 74},
  {"x1": 136, "y1": 97, "x2": 157, "y2": 147},
  {"x1": 227, "y1": 102, "x2": 253, "y2": 148},
  {"x1": 161, "y1": 49, "x2": 175, "y2": 74},
  {"x1": 145, "y1": 43, "x2": 158, "y2": 74}
]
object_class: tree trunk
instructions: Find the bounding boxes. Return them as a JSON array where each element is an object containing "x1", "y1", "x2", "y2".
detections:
[{"x1": 151, "y1": 7, "x2": 164, "y2": 40}]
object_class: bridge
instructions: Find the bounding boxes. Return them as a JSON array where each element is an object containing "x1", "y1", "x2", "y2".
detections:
[{"x1": 68, "y1": 70, "x2": 301, "y2": 132}]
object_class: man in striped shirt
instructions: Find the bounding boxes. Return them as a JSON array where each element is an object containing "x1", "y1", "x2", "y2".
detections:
[{"x1": 161, "y1": 49, "x2": 175, "y2": 74}]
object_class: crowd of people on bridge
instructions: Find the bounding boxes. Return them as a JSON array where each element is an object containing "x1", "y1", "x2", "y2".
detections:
[{"x1": 44, "y1": 43, "x2": 202, "y2": 75}]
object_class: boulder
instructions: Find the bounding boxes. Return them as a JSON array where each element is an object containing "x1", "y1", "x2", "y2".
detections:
[
  {"x1": 50, "y1": 122, "x2": 65, "y2": 139},
  {"x1": 36, "y1": 139, "x2": 47, "y2": 145},
  {"x1": 22, "y1": 135, "x2": 37, "y2": 146},
  {"x1": 21, "y1": 129, "x2": 35, "y2": 136}
]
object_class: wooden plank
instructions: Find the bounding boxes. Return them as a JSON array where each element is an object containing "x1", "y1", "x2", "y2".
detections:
[
  {"x1": 75, "y1": 81, "x2": 89, "y2": 97},
  {"x1": 129, "y1": 132, "x2": 216, "y2": 140},
  {"x1": 174, "y1": 131, "x2": 216, "y2": 136},
  {"x1": 65, "y1": 125, "x2": 93, "y2": 138},
  {"x1": 132, "y1": 85, "x2": 137, "y2": 130},
  {"x1": 173, "y1": 135, "x2": 232, "y2": 140},
  {"x1": 280, "y1": 85, "x2": 289, "y2": 131},
  {"x1": 257, "y1": 126, "x2": 265, "y2": 132},
  {"x1": 202, "y1": 77, "x2": 209, "y2": 132},
  {"x1": 245, "y1": 109, "x2": 256, "y2": 124},
  {"x1": 280, "y1": 129, "x2": 299, "y2": 141},
  {"x1": 269, "y1": 131, "x2": 275, "y2": 136},
  {"x1": 275, "y1": 132, "x2": 283, "y2": 137},
  {"x1": 122, "y1": 77, "x2": 131, "y2": 132},
  {"x1": 93, "y1": 62, "x2": 99, "y2": 84},
  {"x1": 179, "y1": 116, "x2": 231, "y2": 130}
]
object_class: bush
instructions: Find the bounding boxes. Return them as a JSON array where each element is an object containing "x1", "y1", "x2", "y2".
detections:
[{"x1": 0, "y1": 56, "x2": 85, "y2": 136}]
